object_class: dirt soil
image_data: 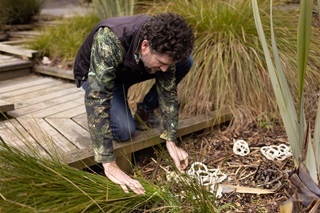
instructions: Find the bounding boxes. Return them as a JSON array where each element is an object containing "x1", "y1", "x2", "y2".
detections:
[{"x1": 134, "y1": 121, "x2": 293, "y2": 212}]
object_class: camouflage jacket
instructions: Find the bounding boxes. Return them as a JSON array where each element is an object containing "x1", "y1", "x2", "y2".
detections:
[{"x1": 85, "y1": 27, "x2": 178, "y2": 163}]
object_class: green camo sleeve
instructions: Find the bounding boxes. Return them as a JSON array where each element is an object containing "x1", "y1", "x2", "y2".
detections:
[
  {"x1": 84, "y1": 27, "x2": 125, "y2": 163},
  {"x1": 156, "y1": 66, "x2": 179, "y2": 143}
]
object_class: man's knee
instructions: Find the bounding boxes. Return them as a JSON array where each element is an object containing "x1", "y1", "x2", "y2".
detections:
[{"x1": 112, "y1": 124, "x2": 136, "y2": 142}]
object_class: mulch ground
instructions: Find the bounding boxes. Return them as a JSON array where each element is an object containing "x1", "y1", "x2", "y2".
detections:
[{"x1": 135, "y1": 121, "x2": 294, "y2": 212}]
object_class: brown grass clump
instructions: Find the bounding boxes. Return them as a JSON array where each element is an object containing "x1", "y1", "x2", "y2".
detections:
[{"x1": 128, "y1": 0, "x2": 320, "y2": 129}]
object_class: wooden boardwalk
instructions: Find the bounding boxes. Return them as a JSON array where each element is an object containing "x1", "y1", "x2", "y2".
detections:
[
  {"x1": 0, "y1": 74, "x2": 89, "y2": 164},
  {"x1": 0, "y1": 54, "x2": 32, "y2": 80},
  {"x1": 0, "y1": 73, "x2": 232, "y2": 171}
]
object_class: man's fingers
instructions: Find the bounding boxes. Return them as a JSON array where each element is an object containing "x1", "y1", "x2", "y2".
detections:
[
  {"x1": 103, "y1": 162, "x2": 146, "y2": 195},
  {"x1": 125, "y1": 179, "x2": 145, "y2": 195},
  {"x1": 120, "y1": 185, "x2": 129, "y2": 193},
  {"x1": 185, "y1": 158, "x2": 189, "y2": 168},
  {"x1": 129, "y1": 185, "x2": 145, "y2": 195},
  {"x1": 176, "y1": 149, "x2": 188, "y2": 171},
  {"x1": 179, "y1": 157, "x2": 188, "y2": 171},
  {"x1": 119, "y1": 182, "x2": 145, "y2": 195}
]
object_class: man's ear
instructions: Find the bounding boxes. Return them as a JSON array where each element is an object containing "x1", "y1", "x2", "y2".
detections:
[{"x1": 140, "y1": 40, "x2": 149, "y2": 50}]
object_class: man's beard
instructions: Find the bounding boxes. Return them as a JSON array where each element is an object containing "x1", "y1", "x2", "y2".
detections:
[
  {"x1": 145, "y1": 67, "x2": 161, "y2": 74},
  {"x1": 140, "y1": 52, "x2": 161, "y2": 74}
]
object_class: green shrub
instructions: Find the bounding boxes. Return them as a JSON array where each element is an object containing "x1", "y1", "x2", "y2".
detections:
[
  {"x1": 0, "y1": 0, "x2": 43, "y2": 24},
  {"x1": 28, "y1": 14, "x2": 100, "y2": 62}
]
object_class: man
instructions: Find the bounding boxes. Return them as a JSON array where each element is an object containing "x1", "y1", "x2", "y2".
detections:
[{"x1": 73, "y1": 13, "x2": 195, "y2": 195}]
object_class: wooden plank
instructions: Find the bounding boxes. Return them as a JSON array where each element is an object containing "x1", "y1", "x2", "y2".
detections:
[
  {"x1": 46, "y1": 104, "x2": 86, "y2": 118},
  {"x1": 3, "y1": 82, "x2": 75, "y2": 104},
  {"x1": 34, "y1": 65, "x2": 74, "y2": 80},
  {"x1": 177, "y1": 109, "x2": 232, "y2": 137},
  {"x1": 0, "y1": 119, "x2": 49, "y2": 156},
  {"x1": 3, "y1": 24, "x2": 35, "y2": 31},
  {"x1": 22, "y1": 97, "x2": 84, "y2": 118},
  {"x1": 45, "y1": 117, "x2": 91, "y2": 149},
  {"x1": 0, "y1": 73, "x2": 41, "y2": 87},
  {"x1": 72, "y1": 113, "x2": 88, "y2": 130},
  {"x1": 0, "y1": 43, "x2": 38, "y2": 58},
  {"x1": 0, "y1": 68, "x2": 31, "y2": 81},
  {"x1": 0, "y1": 80, "x2": 64, "y2": 99},
  {"x1": 0, "y1": 55, "x2": 32, "y2": 80},
  {"x1": 9, "y1": 92, "x2": 84, "y2": 117},
  {"x1": 0, "y1": 77, "x2": 55, "y2": 94},
  {"x1": 7, "y1": 31, "x2": 41, "y2": 39},
  {"x1": 64, "y1": 149, "x2": 96, "y2": 169},
  {"x1": 65, "y1": 109, "x2": 233, "y2": 169},
  {"x1": 0, "y1": 39, "x2": 32, "y2": 46},
  {"x1": 0, "y1": 54, "x2": 20, "y2": 62},
  {"x1": 0, "y1": 60, "x2": 32, "y2": 71},
  {"x1": 17, "y1": 117, "x2": 76, "y2": 153},
  {"x1": 0, "y1": 100, "x2": 14, "y2": 112}
]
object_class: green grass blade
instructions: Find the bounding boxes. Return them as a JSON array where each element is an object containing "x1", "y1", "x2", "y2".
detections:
[
  {"x1": 305, "y1": 125, "x2": 318, "y2": 183},
  {"x1": 297, "y1": 0, "x2": 318, "y2": 182},
  {"x1": 313, "y1": 97, "x2": 320, "y2": 177},
  {"x1": 268, "y1": 0, "x2": 300, "y2": 159},
  {"x1": 297, "y1": 0, "x2": 313, "y2": 165},
  {"x1": 297, "y1": 0, "x2": 313, "y2": 101},
  {"x1": 101, "y1": 0, "x2": 111, "y2": 18},
  {"x1": 252, "y1": 0, "x2": 301, "y2": 162},
  {"x1": 92, "y1": 0, "x2": 104, "y2": 20}
]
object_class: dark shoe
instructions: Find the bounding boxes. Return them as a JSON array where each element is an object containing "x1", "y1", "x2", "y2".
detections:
[{"x1": 134, "y1": 103, "x2": 160, "y2": 130}]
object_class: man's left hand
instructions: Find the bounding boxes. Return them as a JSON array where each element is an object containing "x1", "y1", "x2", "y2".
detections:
[{"x1": 166, "y1": 141, "x2": 189, "y2": 171}]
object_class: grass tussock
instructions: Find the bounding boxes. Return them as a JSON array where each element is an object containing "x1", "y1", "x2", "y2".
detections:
[
  {"x1": 0, "y1": 137, "x2": 230, "y2": 212},
  {"x1": 0, "y1": 139, "x2": 169, "y2": 212},
  {"x1": 129, "y1": 0, "x2": 320, "y2": 127},
  {"x1": 27, "y1": 14, "x2": 100, "y2": 63}
]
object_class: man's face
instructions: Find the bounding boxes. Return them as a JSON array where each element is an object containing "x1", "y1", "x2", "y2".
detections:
[{"x1": 140, "y1": 40, "x2": 175, "y2": 74}]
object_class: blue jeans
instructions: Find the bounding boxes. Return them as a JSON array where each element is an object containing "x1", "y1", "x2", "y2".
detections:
[{"x1": 83, "y1": 56, "x2": 193, "y2": 142}]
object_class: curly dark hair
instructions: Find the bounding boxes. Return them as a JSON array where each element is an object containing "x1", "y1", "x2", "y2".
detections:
[{"x1": 140, "y1": 13, "x2": 195, "y2": 61}]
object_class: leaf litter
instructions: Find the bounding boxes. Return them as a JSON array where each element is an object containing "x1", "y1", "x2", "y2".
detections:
[{"x1": 135, "y1": 121, "x2": 294, "y2": 212}]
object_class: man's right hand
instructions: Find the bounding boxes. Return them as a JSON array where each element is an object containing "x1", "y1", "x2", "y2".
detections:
[{"x1": 103, "y1": 161, "x2": 145, "y2": 195}]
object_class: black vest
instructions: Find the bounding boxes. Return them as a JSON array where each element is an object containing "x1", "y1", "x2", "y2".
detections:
[{"x1": 73, "y1": 15, "x2": 150, "y2": 87}]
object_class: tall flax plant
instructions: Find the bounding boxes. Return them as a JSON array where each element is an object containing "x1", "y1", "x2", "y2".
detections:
[
  {"x1": 129, "y1": 0, "x2": 320, "y2": 124},
  {"x1": 92, "y1": 0, "x2": 135, "y2": 19},
  {"x1": 252, "y1": 0, "x2": 320, "y2": 211}
]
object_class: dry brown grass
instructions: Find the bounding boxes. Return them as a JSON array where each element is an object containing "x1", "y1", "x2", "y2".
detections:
[{"x1": 128, "y1": 0, "x2": 320, "y2": 129}]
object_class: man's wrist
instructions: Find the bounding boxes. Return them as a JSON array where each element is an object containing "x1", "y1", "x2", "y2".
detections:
[{"x1": 102, "y1": 161, "x2": 117, "y2": 171}]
